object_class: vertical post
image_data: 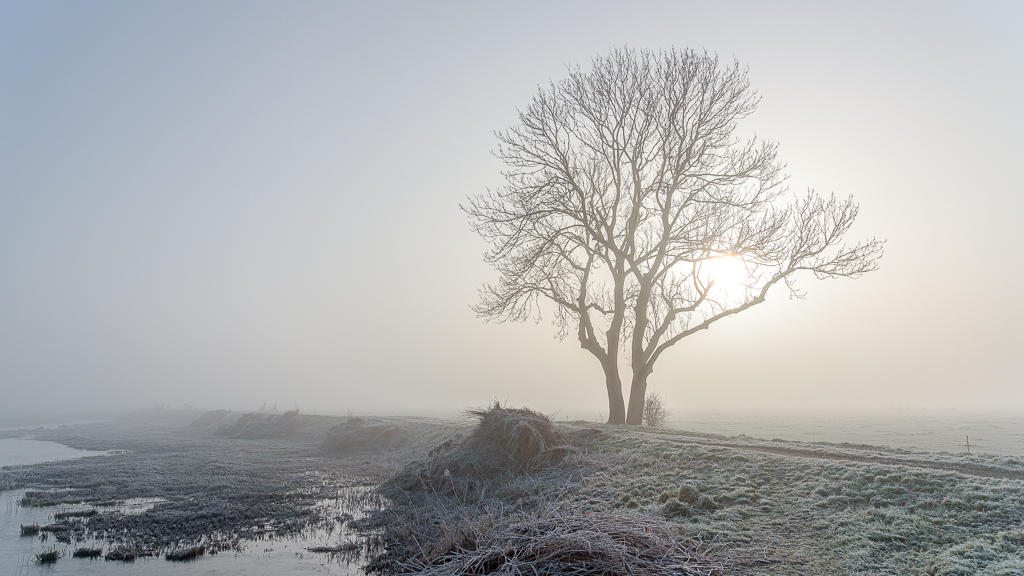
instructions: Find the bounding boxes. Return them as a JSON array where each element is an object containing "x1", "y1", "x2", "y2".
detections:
[{"x1": 966, "y1": 435, "x2": 970, "y2": 454}]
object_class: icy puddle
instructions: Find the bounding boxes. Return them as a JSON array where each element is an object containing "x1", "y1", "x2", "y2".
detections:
[{"x1": 1, "y1": 488, "x2": 375, "y2": 575}]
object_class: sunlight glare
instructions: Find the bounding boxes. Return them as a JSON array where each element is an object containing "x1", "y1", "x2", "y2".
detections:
[{"x1": 701, "y1": 255, "x2": 750, "y2": 299}]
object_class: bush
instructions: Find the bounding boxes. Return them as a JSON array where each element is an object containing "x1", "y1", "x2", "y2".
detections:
[{"x1": 643, "y1": 392, "x2": 670, "y2": 428}]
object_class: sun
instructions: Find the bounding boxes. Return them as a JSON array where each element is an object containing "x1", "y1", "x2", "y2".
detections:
[{"x1": 699, "y1": 254, "x2": 750, "y2": 299}]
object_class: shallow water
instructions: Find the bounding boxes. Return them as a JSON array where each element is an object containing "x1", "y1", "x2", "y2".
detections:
[
  {"x1": 670, "y1": 411, "x2": 1024, "y2": 456},
  {"x1": 1, "y1": 488, "x2": 365, "y2": 575},
  {"x1": 1, "y1": 436, "x2": 372, "y2": 575},
  {"x1": 0, "y1": 421, "x2": 110, "y2": 433},
  {"x1": 0, "y1": 438, "x2": 112, "y2": 468}
]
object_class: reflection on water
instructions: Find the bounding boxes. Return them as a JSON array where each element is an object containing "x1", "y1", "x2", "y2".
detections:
[
  {"x1": 0, "y1": 438, "x2": 111, "y2": 468},
  {"x1": 670, "y1": 411, "x2": 1024, "y2": 456},
  {"x1": 1, "y1": 489, "x2": 367, "y2": 575}
]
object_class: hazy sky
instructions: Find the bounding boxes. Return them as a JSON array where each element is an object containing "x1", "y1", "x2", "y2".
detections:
[{"x1": 2, "y1": 1, "x2": 1022, "y2": 419}]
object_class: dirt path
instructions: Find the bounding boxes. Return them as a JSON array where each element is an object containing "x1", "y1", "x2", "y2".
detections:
[{"x1": 642, "y1": 431, "x2": 1024, "y2": 481}]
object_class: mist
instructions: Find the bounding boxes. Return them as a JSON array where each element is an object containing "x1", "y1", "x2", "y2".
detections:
[{"x1": 2, "y1": 1, "x2": 1023, "y2": 420}]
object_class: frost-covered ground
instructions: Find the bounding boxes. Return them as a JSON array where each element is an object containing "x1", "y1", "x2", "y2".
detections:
[
  {"x1": 0, "y1": 410, "x2": 461, "y2": 570},
  {"x1": 2, "y1": 411, "x2": 1022, "y2": 575},
  {"x1": 576, "y1": 424, "x2": 1024, "y2": 575},
  {"x1": 667, "y1": 411, "x2": 1024, "y2": 457}
]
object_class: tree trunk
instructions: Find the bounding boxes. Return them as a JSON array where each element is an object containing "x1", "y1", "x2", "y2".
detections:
[
  {"x1": 624, "y1": 369, "x2": 650, "y2": 425},
  {"x1": 603, "y1": 359, "x2": 626, "y2": 424}
]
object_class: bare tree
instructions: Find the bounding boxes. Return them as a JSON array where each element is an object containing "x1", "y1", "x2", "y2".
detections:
[
  {"x1": 464, "y1": 48, "x2": 883, "y2": 425},
  {"x1": 643, "y1": 392, "x2": 670, "y2": 428}
]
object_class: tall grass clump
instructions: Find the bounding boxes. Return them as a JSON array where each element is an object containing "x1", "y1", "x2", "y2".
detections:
[{"x1": 383, "y1": 402, "x2": 575, "y2": 498}]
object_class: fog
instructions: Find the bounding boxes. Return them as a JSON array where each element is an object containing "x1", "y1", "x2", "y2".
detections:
[{"x1": 2, "y1": 1, "x2": 1022, "y2": 420}]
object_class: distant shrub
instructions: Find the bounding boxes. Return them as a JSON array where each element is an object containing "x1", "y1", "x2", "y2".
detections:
[
  {"x1": 643, "y1": 392, "x2": 670, "y2": 428},
  {"x1": 216, "y1": 411, "x2": 306, "y2": 438},
  {"x1": 189, "y1": 409, "x2": 231, "y2": 427},
  {"x1": 321, "y1": 418, "x2": 410, "y2": 454}
]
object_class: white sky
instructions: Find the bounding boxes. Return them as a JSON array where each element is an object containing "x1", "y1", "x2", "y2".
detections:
[{"x1": 1, "y1": 1, "x2": 1022, "y2": 418}]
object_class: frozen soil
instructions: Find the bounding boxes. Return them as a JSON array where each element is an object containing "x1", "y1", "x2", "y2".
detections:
[{"x1": 0, "y1": 410, "x2": 462, "y2": 555}]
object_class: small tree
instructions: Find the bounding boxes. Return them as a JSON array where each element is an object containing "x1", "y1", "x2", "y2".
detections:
[
  {"x1": 643, "y1": 392, "x2": 670, "y2": 428},
  {"x1": 465, "y1": 48, "x2": 882, "y2": 425}
]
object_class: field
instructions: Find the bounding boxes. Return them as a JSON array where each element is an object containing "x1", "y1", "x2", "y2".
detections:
[{"x1": 574, "y1": 425, "x2": 1024, "y2": 575}]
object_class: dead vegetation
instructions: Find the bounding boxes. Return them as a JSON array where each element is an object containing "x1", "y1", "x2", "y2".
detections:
[
  {"x1": 34, "y1": 549, "x2": 60, "y2": 563},
  {"x1": 165, "y1": 545, "x2": 206, "y2": 561},
  {"x1": 363, "y1": 403, "x2": 735, "y2": 576},
  {"x1": 643, "y1": 392, "x2": 670, "y2": 428},
  {"x1": 321, "y1": 417, "x2": 410, "y2": 454},
  {"x1": 189, "y1": 409, "x2": 232, "y2": 427},
  {"x1": 461, "y1": 404, "x2": 575, "y2": 470},
  {"x1": 380, "y1": 404, "x2": 587, "y2": 502},
  {"x1": 104, "y1": 547, "x2": 148, "y2": 561},
  {"x1": 72, "y1": 547, "x2": 103, "y2": 558},
  {"x1": 216, "y1": 409, "x2": 305, "y2": 438},
  {"x1": 54, "y1": 509, "x2": 97, "y2": 519},
  {"x1": 383, "y1": 507, "x2": 735, "y2": 576},
  {"x1": 2, "y1": 415, "x2": 393, "y2": 556}
]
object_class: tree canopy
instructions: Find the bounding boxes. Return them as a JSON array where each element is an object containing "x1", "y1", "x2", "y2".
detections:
[{"x1": 465, "y1": 48, "x2": 883, "y2": 425}]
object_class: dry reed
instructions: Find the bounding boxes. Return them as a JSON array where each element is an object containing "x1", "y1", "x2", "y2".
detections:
[{"x1": 441, "y1": 511, "x2": 725, "y2": 575}]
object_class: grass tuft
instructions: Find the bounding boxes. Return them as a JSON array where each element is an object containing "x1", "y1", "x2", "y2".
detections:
[{"x1": 72, "y1": 547, "x2": 103, "y2": 558}]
